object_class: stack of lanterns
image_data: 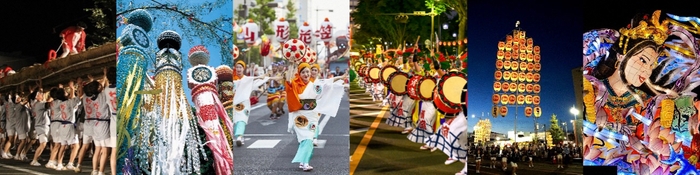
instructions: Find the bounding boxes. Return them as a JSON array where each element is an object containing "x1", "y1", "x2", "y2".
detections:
[{"x1": 492, "y1": 29, "x2": 542, "y2": 118}]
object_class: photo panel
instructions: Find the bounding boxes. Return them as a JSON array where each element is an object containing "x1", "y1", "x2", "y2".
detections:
[
  {"x1": 582, "y1": 2, "x2": 700, "y2": 174},
  {"x1": 116, "y1": 0, "x2": 234, "y2": 174},
  {"x1": 0, "y1": 1, "x2": 116, "y2": 174},
  {"x1": 232, "y1": 0, "x2": 352, "y2": 174},
  {"x1": 349, "y1": 0, "x2": 467, "y2": 174},
  {"x1": 468, "y1": 0, "x2": 582, "y2": 174}
]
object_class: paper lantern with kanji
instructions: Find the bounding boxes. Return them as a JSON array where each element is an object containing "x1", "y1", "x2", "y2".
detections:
[
  {"x1": 534, "y1": 106, "x2": 542, "y2": 117},
  {"x1": 500, "y1": 106, "x2": 508, "y2": 117},
  {"x1": 533, "y1": 96, "x2": 541, "y2": 105},
  {"x1": 320, "y1": 18, "x2": 333, "y2": 44},
  {"x1": 534, "y1": 84, "x2": 541, "y2": 93},
  {"x1": 533, "y1": 73, "x2": 541, "y2": 82},
  {"x1": 492, "y1": 94, "x2": 500, "y2": 104},
  {"x1": 526, "y1": 84, "x2": 533, "y2": 93},
  {"x1": 501, "y1": 82, "x2": 509, "y2": 93},
  {"x1": 496, "y1": 60, "x2": 503, "y2": 69},
  {"x1": 498, "y1": 42, "x2": 505, "y2": 50},
  {"x1": 503, "y1": 61, "x2": 511, "y2": 70},
  {"x1": 525, "y1": 107, "x2": 533, "y2": 117},
  {"x1": 273, "y1": 18, "x2": 290, "y2": 43},
  {"x1": 525, "y1": 95, "x2": 533, "y2": 104},
  {"x1": 243, "y1": 19, "x2": 259, "y2": 45},
  {"x1": 509, "y1": 83, "x2": 517, "y2": 92},
  {"x1": 299, "y1": 22, "x2": 313, "y2": 45},
  {"x1": 501, "y1": 94, "x2": 509, "y2": 105},
  {"x1": 517, "y1": 95, "x2": 525, "y2": 105},
  {"x1": 232, "y1": 44, "x2": 239, "y2": 59},
  {"x1": 282, "y1": 39, "x2": 307, "y2": 61},
  {"x1": 497, "y1": 50, "x2": 504, "y2": 59},
  {"x1": 492, "y1": 106, "x2": 499, "y2": 117},
  {"x1": 494, "y1": 71, "x2": 502, "y2": 80},
  {"x1": 503, "y1": 72, "x2": 511, "y2": 82}
]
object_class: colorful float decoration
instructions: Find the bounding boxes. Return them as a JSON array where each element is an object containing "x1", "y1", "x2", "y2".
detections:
[{"x1": 493, "y1": 28, "x2": 541, "y2": 118}]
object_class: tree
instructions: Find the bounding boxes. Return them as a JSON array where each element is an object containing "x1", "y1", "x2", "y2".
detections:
[
  {"x1": 285, "y1": 0, "x2": 299, "y2": 38},
  {"x1": 442, "y1": 0, "x2": 466, "y2": 53},
  {"x1": 116, "y1": 0, "x2": 234, "y2": 66},
  {"x1": 351, "y1": 0, "x2": 432, "y2": 50},
  {"x1": 248, "y1": 0, "x2": 276, "y2": 35},
  {"x1": 548, "y1": 114, "x2": 565, "y2": 145},
  {"x1": 84, "y1": 0, "x2": 116, "y2": 46}
]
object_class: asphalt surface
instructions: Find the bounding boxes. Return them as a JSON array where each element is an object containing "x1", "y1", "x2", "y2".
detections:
[
  {"x1": 349, "y1": 82, "x2": 583, "y2": 175},
  {"x1": 233, "y1": 92, "x2": 351, "y2": 175},
  {"x1": 0, "y1": 145, "x2": 96, "y2": 175}
]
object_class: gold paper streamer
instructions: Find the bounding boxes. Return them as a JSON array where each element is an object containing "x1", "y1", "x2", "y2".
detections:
[
  {"x1": 583, "y1": 78, "x2": 596, "y2": 123},
  {"x1": 660, "y1": 99, "x2": 675, "y2": 128}
]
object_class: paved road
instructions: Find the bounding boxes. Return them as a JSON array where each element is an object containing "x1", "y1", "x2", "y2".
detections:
[
  {"x1": 233, "y1": 92, "x2": 350, "y2": 175},
  {"x1": 0, "y1": 146, "x2": 95, "y2": 175},
  {"x1": 349, "y1": 82, "x2": 583, "y2": 175}
]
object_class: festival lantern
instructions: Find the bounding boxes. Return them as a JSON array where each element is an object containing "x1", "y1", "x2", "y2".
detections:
[
  {"x1": 320, "y1": 18, "x2": 333, "y2": 45},
  {"x1": 503, "y1": 73, "x2": 511, "y2": 83},
  {"x1": 534, "y1": 84, "x2": 541, "y2": 93},
  {"x1": 520, "y1": 38, "x2": 525, "y2": 45},
  {"x1": 498, "y1": 42, "x2": 505, "y2": 50},
  {"x1": 524, "y1": 107, "x2": 533, "y2": 117},
  {"x1": 526, "y1": 84, "x2": 533, "y2": 93},
  {"x1": 274, "y1": 18, "x2": 290, "y2": 44},
  {"x1": 519, "y1": 44, "x2": 526, "y2": 53},
  {"x1": 464, "y1": 38, "x2": 468, "y2": 44},
  {"x1": 494, "y1": 82, "x2": 502, "y2": 92},
  {"x1": 501, "y1": 94, "x2": 509, "y2": 105},
  {"x1": 508, "y1": 95, "x2": 516, "y2": 105},
  {"x1": 519, "y1": 53, "x2": 526, "y2": 61},
  {"x1": 533, "y1": 73, "x2": 540, "y2": 82},
  {"x1": 525, "y1": 95, "x2": 533, "y2": 104},
  {"x1": 526, "y1": 73, "x2": 533, "y2": 82},
  {"x1": 492, "y1": 106, "x2": 499, "y2": 117},
  {"x1": 506, "y1": 35, "x2": 513, "y2": 43},
  {"x1": 518, "y1": 83, "x2": 526, "y2": 93},
  {"x1": 517, "y1": 95, "x2": 525, "y2": 104},
  {"x1": 534, "y1": 63, "x2": 541, "y2": 71},
  {"x1": 518, "y1": 72, "x2": 526, "y2": 82},
  {"x1": 534, "y1": 46, "x2": 540, "y2": 54},
  {"x1": 505, "y1": 43, "x2": 512, "y2": 51},
  {"x1": 501, "y1": 82, "x2": 509, "y2": 93},
  {"x1": 509, "y1": 83, "x2": 517, "y2": 92},
  {"x1": 497, "y1": 50, "x2": 504, "y2": 59},
  {"x1": 503, "y1": 61, "x2": 511, "y2": 70},
  {"x1": 526, "y1": 45, "x2": 533, "y2": 54},
  {"x1": 512, "y1": 51, "x2": 519, "y2": 60},
  {"x1": 243, "y1": 19, "x2": 259, "y2": 46},
  {"x1": 533, "y1": 96, "x2": 540, "y2": 105},
  {"x1": 527, "y1": 38, "x2": 533, "y2": 46},
  {"x1": 513, "y1": 44, "x2": 519, "y2": 53},
  {"x1": 505, "y1": 52, "x2": 511, "y2": 60},
  {"x1": 232, "y1": 44, "x2": 239, "y2": 59},
  {"x1": 500, "y1": 106, "x2": 508, "y2": 117},
  {"x1": 534, "y1": 106, "x2": 542, "y2": 117},
  {"x1": 534, "y1": 54, "x2": 541, "y2": 63},
  {"x1": 509, "y1": 61, "x2": 517, "y2": 71},
  {"x1": 299, "y1": 22, "x2": 313, "y2": 45},
  {"x1": 492, "y1": 94, "x2": 500, "y2": 104},
  {"x1": 527, "y1": 54, "x2": 533, "y2": 62},
  {"x1": 527, "y1": 63, "x2": 534, "y2": 71},
  {"x1": 496, "y1": 60, "x2": 504, "y2": 69},
  {"x1": 494, "y1": 71, "x2": 502, "y2": 80},
  {"x1": 520, "y1": 62, "x2": 528, "y2": 72}
]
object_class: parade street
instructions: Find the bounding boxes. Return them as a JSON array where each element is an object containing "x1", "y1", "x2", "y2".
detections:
[
  {"x1": 0, "y1": 148, "x2": 95, "y2": 175},
  {"x1": 349, "y1": 82, "x2": 583, "y2": 175},
  {"x1": 233, "y1": 94, "x2": 351, "y2": 175}
]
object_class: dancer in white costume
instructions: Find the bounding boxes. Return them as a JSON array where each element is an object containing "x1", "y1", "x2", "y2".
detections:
[{"x1": 231, "y1": 60, "x2": 273, "y2": 146}]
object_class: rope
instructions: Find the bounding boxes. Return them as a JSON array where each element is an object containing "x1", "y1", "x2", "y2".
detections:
[{"x1": 0, "y1": 52, "x2": 116, "y2": 89}]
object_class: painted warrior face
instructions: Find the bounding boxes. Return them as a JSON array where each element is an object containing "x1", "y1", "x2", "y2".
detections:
[{"x1": 622, "y1": 47, "x2": 659, "y2": 87}]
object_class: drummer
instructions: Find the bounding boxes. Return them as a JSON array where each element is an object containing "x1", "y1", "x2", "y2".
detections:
[
  {"x1": 408, "y1": 51, "x2": 442, "y2": 147},
  {"x1": 385, "y1": 50, "x2": 419, "y2": 134}
]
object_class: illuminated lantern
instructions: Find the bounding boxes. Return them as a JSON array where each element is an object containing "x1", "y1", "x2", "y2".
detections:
[
  {"x1": 501, "y1": 94, "x2": 509, "y2": 105},
  {"x1": 513, "y1": 36, "x2": 519, "y2": 44},
  {"x1": 527, "y1": 45, "x2": 533, "y2": 54},
  {"x1": 494, "y1": 71, "x2": 503, "y2": 80},
  {"x1": 299, "y1": 22, "x2": 313, "y2": 45},
  {"x1": 232, "y1": 44, "x2": 239, "y2": 59},
  {"x1": 526, "y1": 73, "x2": 533, "y2": 82},
  {"x1": 506, "y1": 35, "x2": 513, "y2": 43},
  {"x1": 517, "y1": 95, "x2": 525, "y2": 105},
  {"x1": 525, "y1": 107, "x2": 533, "y2": 117},
  {"x1": 534, "y1": 46, "x2": 540, "y2": 54},
  {"x1": 526, "y1": 84, "x2": 533, "y2": 93},
  {"x1": 510, "y1": 72, "x2": 519, "y2": 82},
  {"x1": 501, "y1": 82, "x2": 509, "y2": 93},
  {"x1": 527, "y1": 38, "x2": 533, "y2": 46},
  {"x1": 534, "y1": 106, "x2": 542, "y2": 117},
  {"x1": 492, "y1": 106, "x2": 499, "y2": 117},
  {"x1": 505, "y1": 43, "x2": 512, "y2": 51},
  {"x1": 464, "y1": 38, "x2": 468, "y2": 44},
  {"x1": 503, "y1": 72, "x2": 511, "y2": 82},
  {"x1": 496, "y1": 60, "x2": 504, "y2": 69},
  {"x1": 513, "y1": 44, "x2": 519, "y2": 53},
  {"x1": 243, "y1": 19, "x2": 260, "y2": 45},
  {"x1": 534, "y1": 73, "x2": 541, "y2": 82},
  {"x1": 274, "y1": 18, "x2": 290, "y2": 43},
  {"x1": 498, "y1": 41, "x2": 505, "y2": 50},
  {"x1": 534, "y1": 63, "x2": 541, "y2": 71},
  {"x1": 509, "y1": 61, "x2": 517, "y2": 71},
  {"x1": 518, "y1": 72, "x2": 526, "y2": 82},
  {"x1": 534, "y1": 54, "x2": 541, "y2": 63},
  {"x1": 534, "y1": 84, "x2": 541, "y2": 93},
  {"x1": 533, "y1": 96, "x2": 541, "y2": 105},
  {"x1": 320, "y1": 18, "x2": 333, "y2": 45},
  {"x1": 504, "y1": 61, "x2": 511, "y2": 70},
  {"x1": 527, "y1": 54, "x2": 533, "y2": 62},
  {"x1": 509, "y1": 83, "x2": 517, "y2": 92},
  {"x1": 500, "y1": 106, "x2": 508, "y2": 117},
  {"x1": 453, "y1": 41, "x2": 457, "y2": 46},
  {"x1": 520, "y1": 44, "x2": 526, "y2": 53},
  {"x1": 508, "y1": 94, "x2": 516, "y2": 105},
  {"x1": 520, "y1": 38, "x2": 526, "y2": 45},
  {"x1": 512, "y1": 51, "x2": 519, "y2": 59},
  {"x1": 518, "y1": 84, "x2": 526, "y2": 93},
  {"x1": 525, "y1": 95, "x2": 533, "y2": 104},
  {"x1": 492, "y1": 94, "x2": 500, "y2": 104},
  {"x1": 527, "y1": 63, "x2": 534, "y2": 71},
  {"x1": 519, "y1": 53, "x2": 526, "y2": 61},
  {"x1": 505, "y1": 52, "x2": 511, "y2": 60},
  {"x1": 493, "y1": 82, "x2": 502, "y2": 92},
  {"x1": 520, "y1": 62, "x2": 528, "y2": 72},
  {"x1": 497, "y1": 50, "x2": 504, "y2": 59}
]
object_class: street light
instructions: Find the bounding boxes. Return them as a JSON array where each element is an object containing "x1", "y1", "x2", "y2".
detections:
[
  {"x1": 472, "y1": 114, "x2": 475, "y2": 118},
  {"x1": 443, "y1": 23, "x2": 448, "y2": 30},
  {"x1": 452, "y1": 33, "x2": 457, "y2": 38},
  {"x1": 570, "y1": 106, "x2": 580, "y2": 146}
]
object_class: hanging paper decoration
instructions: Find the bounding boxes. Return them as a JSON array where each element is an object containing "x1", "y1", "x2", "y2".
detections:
[
  {"x1": 320, "y1": 18, "x2": 333, "y2": 45},
  {"x1": 494, "y1": 71, "x2": 502, "y2": 80},
  {"x1": 492, "y1": 106, "x2": 498, "y2": 117},
  {"x1": 299, "y1": 22, "x2": 313, "y2": 45},
  {"x1": 492, "y1": 94, "x2": 500, "y2": 104},
  {"x1": 273, "y1": 17, "x2": 290, "y2": 44},
  {"x1": 525, "y1": 107, "x2": 533, "y2": 117},
  {"x1": 494, "y1": 82, "x2": 501, "y2": 92},
  {"x1": 534, "y1": 106, "x2": 542, "y2": 117},
  {"x1": 282, "y1": 39, "x2": 307, "y2": 61},
  {"x1": 260, "y1": 36, "x2": 271, "y2": 57},
  {"x1": 232, "y1": 44, "x2": 239, "y2": 59},
  {"x1": 500, "y1": 106, "x2": 508, "y2": 117},
  {"x1": 243, "y1": 19, "x2": 259, "y2": 46}
]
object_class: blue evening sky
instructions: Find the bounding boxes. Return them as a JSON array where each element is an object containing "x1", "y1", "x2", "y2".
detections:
[{"x1": 468, "y1": 0, "x2": 581, "y2": 135}]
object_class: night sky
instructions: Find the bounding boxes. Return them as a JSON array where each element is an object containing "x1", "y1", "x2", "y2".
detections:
[
  {"x1": 583, "y1": 1, "x2": 700, "y2": 31},
  {"x1": 0, "y1": 1, "x2": 98, "y2": 70},
  {"x1": 468, "y1": 0, "x2": 581, "y2": 135}
]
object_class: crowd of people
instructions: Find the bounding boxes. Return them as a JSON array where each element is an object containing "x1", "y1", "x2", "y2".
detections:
[
  {"x1": 468, "y1": 143, "x2": 581, "y2": 174},
  {"x1": 0, "y1": 67, "x2": 117, "y2": 175}
]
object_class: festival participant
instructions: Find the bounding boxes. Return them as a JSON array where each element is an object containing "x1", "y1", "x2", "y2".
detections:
[
  {"x1": 0, "y1": 94, "x2": 5, "y2": 157},
  {"x1": 385, "y1": 53, "x2": 414, "y2": 134},
  {"x1": 74, "y1": 79, "x2": 97, "y2": 172},
  {"x1": 45, "y1": 88, "x2": 61, "y2": 169},
  {"x1": 408, "y1": 54, "x2": 442, "y2": 147},
  {"x1": 286, "y1": 61, "x2": 346, "y2": 171},
  {"x1": 59, "y1": 22, "x2": 88, "y2": 58},
  {"x1": 267, "y1": 62, "x2": 287, "y2": 119},
  {"x1": 14, "y1": 91, "x2": 31, "y2": 161},
  {"x1": 100, "y1": 67, "x2": 116, "y2": 175},
  {"x1": 52, "y1": 79, "x2": 83, "y2": 170},
  {"x1": 29, "y1": 81, "x2": 50, "y2": 167},
  {"x1": 232, "y1": 60, "x2": 274, "y2": 146},
  {"x1": 2, "y1": 91, "x2": 27, "y2": 160}
]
